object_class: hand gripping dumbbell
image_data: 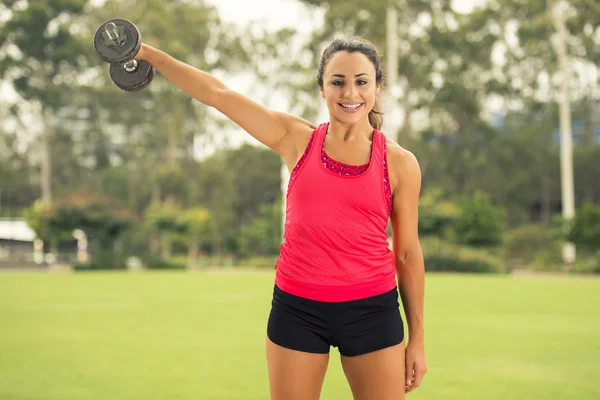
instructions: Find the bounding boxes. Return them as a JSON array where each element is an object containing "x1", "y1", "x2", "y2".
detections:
[{"x1": 93, "y1": 19, "x2": 155, "y2": 92}]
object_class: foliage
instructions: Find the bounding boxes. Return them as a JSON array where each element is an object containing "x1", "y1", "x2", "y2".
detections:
[
  {"x1": 503, "y1": 224, "x2": 562, "y2": 270},
  {"x1": 238, "y1": 200, "x2": 282, "y2": 258},
  {"x1": 570, "y1": 255, "x2": 600, "y2": 274},
  {"x1": 454, "y1": 192, "x2": 507, "y2": 247},
  {"x1": 567, "y1": 203, "x2": 600, "y2": 253},
  {"x1": 142, "y1": 256, "x2": 187, "y2": 270},
  {"x1": 24, "y1": 194, "x2": 133, "y2": 269},
  {"x1": 421, "y1": 236, "x2": 505, "y2": 273},
  {"x1": 418, "y1": 187, "x2": 460, "y2": 239}
]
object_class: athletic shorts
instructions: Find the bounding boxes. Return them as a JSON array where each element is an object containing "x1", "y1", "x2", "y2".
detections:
[{"x1": 267, "y1": 284, "x2": 404, "y2": 357}]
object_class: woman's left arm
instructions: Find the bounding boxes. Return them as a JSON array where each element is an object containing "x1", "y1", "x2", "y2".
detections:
[{"x1": 388, "y1": 145, "x2": 427, "y2": 393}]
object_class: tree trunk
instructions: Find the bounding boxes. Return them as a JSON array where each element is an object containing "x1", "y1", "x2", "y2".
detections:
[
  {"x1": 550, "y1": 1, "x2": 576, "y2": 268},
  {"x1": 211, "y1": 194, "x2": 222, "y2": 261},
  {"x1": 160, "y1": 232, "x2": 172, "y2": 260},
  {"x1": 41, "y1": 107, "x2": 52, "y2": 206},
  {"x1": 187, "y1": 237, "x2": 198, "y2": 270},
  {"x1": 584, "y1": 94, "x2": 596, "y2": 148},
  {"x1": 399, "y1": 79, "x2": 413, "y2": 148},
  {"x1": 541, "y1": 175, "x2": 551, "y2": 224},
  {"x1": 149, "y1": 187, "x2": 161, "y2": 256},
  {"x1": 583, "y1": 95, "x2": 597, "y2": 202},
  {"x1": 149, "y1": 229, "x2": 159, "y2": 256}
]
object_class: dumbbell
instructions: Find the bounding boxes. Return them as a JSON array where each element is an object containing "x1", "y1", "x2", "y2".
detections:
[{"x1": 93, "y1": 19, "x2": 155, "y2": 92}]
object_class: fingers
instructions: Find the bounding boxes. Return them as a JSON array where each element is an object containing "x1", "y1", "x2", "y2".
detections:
[
  {"x1": 404, "y1": 362, "x2": 414, "y2": 391},
  {"x1": 406, "y1": 364, "x2": 427, "y2": 393}
]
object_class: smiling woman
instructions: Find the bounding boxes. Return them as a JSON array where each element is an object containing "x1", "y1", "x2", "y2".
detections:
[
  {"x1": 123, "y1": 30, "x2": 426, "y2": 400},
  {"x1": 317, "y1": 39, "x2": 384, "y2": 132}
]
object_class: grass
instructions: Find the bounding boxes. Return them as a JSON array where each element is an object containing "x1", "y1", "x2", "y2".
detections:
[{"x1": 0, "y1": 270, "x2": 599, "y2": 399}]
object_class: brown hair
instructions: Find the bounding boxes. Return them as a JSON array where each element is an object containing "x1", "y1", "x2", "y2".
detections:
[{"x1": 317, "y1": 38, "x2": 385, "y2": 130}]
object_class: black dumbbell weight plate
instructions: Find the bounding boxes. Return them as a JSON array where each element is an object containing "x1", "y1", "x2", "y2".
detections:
[
  {"x1": 94, "y1": 19, "x2": 142, "y2": 64},
  {"x1": 109, "y1": 60, "x2": 155, "y2": 92}
]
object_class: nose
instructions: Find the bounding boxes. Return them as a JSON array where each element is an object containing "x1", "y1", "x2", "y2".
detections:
[{"x1": 341, "y1": 83, "x2": 358, "y2": 100}]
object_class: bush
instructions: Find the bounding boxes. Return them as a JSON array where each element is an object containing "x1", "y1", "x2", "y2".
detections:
[
  {"x1": 73, "y1": 252, "x2": 127, "y2": 271},
  {"x1": 454, "y1": 192, "x2": 506, "y2": 247},
  {"x1": 143, "y1": 256, "x2": 186, "y2": 270},
  {"x1": 418, "y1": 187, "x2": 460, "y2": 239},
  {"x1": 238, "y1": 201, "x2": 282, "y2": 258},
  {"x1": 571, "y1": 258, "x2": 600, "y2": 274},
  {"x1": 236, "y1": 256, "x2": 279, "y2": 269},
  {"x1": 567, "y1": 203, "x2": 600, "y2": 254},
  {"x1": 421, "y1": 237, "x2": 505, "y2": 273},
  {"x1": 503, "y1": 224, "x2": 562, "y2": 270},
  {"x1": 571, "y1": 250, "x2": 600, "y2": 274}
]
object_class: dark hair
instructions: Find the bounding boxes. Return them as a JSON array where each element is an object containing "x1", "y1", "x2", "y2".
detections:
[{"x1": 317, "y1": 38, "x2": 385, "y2": 130}]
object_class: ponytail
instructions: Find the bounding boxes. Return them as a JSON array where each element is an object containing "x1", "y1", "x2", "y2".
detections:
[{"x1": 369, "y1": 97, "x2": 384, "y2": 131}]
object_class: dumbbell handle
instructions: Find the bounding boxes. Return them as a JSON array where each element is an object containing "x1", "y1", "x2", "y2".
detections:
[
  {"x1": 105, "y1": 22, "x2": 138, "y2": 72},
  {"x1": 124, "y1": 59, "x2": 138, "y2": 72},
  {"x1": 105, "y1": 22, "x2": 120, "y2": 41}
]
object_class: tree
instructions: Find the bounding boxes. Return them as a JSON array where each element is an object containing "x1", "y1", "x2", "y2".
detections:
[
  {"x1": 177, "y1": 207, "x2": 211, "y2": 269},
  {"x1": 455, "y1": 192, "x2": 507, "y2": 247},
  {"x1": 567, "y1": 203, "x2": 600, "y2": 254},
  {"x1": 0, "y1": 0, "x2": 91, "y2": 205},
  {"x1": 24, "y1": 194, "x2": 133, "y2": 267}
]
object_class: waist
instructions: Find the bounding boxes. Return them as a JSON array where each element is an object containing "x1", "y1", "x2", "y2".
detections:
[{"x1": 274, "y1": 267, "x2": 397, "y2": 302}]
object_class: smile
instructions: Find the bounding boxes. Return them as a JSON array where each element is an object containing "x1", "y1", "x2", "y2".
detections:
[{"x1": 338, "y1": 103, "x2": 364, "y2": 113}]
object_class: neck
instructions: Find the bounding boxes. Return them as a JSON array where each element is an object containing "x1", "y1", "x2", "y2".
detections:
[{"x1": 327, "y1": 118, "x2": 374, "y2": 142}]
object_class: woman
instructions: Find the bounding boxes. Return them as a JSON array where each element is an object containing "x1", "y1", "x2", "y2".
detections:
[{"x1": 135, "y1": 37, "x2": 426, "y2": 400}]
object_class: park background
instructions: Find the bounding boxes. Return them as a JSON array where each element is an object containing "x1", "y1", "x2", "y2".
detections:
[{"x1": 0, "y1": 0, "x2": 599, "y2": 399}]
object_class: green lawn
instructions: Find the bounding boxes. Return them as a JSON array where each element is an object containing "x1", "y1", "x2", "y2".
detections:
[{"x1": 0, "y1": 270, "x2": 598, "y2": 399}]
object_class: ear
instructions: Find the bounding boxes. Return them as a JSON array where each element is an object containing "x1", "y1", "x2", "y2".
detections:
[
  {"x1": 320, "y1": 87, "x2": 326, "y2": 99},
  {"x1": 376, "y1": 84, "x2": 381, "y2": 96}
]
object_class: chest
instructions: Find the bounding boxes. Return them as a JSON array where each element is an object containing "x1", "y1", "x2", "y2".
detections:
[{"x1": 322, "y1": 136, "x2": 372, "y2": 166}]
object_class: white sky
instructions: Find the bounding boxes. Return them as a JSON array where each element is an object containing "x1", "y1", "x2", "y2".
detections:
[
  {"x1": 210, "y1": 0, "x2": 480, "y2": 26},
  {"x1": 208, "y1": 0, "x2": 318, "y2": 32}
]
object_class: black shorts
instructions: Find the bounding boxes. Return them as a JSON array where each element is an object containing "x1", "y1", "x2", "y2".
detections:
[{"x1": 267, "y1": 284, "x2": 404, "y2": 357}]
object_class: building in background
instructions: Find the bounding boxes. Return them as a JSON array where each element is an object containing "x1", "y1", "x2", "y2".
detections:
[{"x1": 0, "y1": 218, "x2": 38, "y2": 268}]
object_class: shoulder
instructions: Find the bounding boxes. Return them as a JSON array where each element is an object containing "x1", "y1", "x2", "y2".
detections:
[
  {"x1": 384, "y1": 138, "x2": 421, "y2": 195},
  {"x1": 275, "y1": 113, "x2": 317, "y2": 161},
  {"x1": 280, "y1": 113, "x2": 317, "y2": 137}
]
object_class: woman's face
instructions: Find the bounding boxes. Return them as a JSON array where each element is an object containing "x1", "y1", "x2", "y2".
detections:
[{"x1": 320, "y1": 51, "x2": 380, "y2": 126}]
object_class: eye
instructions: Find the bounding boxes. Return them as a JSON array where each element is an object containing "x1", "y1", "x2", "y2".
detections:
[
  {"x1": 332, "y1": 80, "x2": 344, "y2": 86},
  {"x1": 356, "y1": 80, "x2": 367, "y2": 85}
]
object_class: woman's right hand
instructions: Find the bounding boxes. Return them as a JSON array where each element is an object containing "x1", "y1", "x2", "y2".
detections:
[{"x1": 134, "y1": 43, "x2": 149, "y2": 62}]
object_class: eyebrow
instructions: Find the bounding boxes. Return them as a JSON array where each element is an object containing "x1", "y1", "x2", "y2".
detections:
[{"x1": 330, "y1": 73, "x2": 369, "y2": 78}]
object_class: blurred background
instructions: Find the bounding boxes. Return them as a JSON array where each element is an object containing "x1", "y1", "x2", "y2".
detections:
[{"x1": 0, "y1": 1, "x2": 599, "y2": 399}]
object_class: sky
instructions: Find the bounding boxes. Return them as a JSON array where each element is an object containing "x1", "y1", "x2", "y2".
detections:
[
  {"x1": 208, "y1": 0, "x2": 320, "y2": 32},
  {"x1": 210, "y1": 0, "x2": 480, "y2": 26}
]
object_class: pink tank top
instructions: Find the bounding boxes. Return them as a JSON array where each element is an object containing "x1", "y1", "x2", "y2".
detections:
[{"x1": 274, "y1": 122, "x2": 396, "y2": 302}]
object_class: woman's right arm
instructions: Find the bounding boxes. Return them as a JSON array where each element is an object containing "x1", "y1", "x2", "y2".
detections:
[{"x1": 135, "y1": 44, "x2": 313, "y2": 157}]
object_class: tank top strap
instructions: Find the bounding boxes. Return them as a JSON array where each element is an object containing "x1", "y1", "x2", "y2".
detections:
[
  {"x1": 312, "y1": 122, "x2": 328, "y2": 158},
  {"x1": 371, "y1": 129, "x2": 385, "y2": 170}
]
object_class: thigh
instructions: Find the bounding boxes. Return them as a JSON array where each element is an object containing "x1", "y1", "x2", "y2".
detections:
[
  {"x1": 335, "y1": 288, "x2": 404, "y2": 357},
  {"x1": 266, "y1": 336, "x2": 330, "y2": 400},
  {"x1": 340, "y1": 341, "x2": 406, "y2": 400}
]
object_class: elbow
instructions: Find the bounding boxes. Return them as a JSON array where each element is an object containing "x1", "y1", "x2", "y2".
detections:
[
  {"x1": 395, "y1": 250, "x2": 411, "y2": 269},
  {"x1": 394, "y1": 243, "x2": 423, "y2": 271},
  {"x1": 203, "y1": 87, "x2": 222, "y2": 108}
]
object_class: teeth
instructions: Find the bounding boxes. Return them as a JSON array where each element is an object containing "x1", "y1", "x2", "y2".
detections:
[{"x1": 341, "y1": 104, "x2": 362, "y2": 109}]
